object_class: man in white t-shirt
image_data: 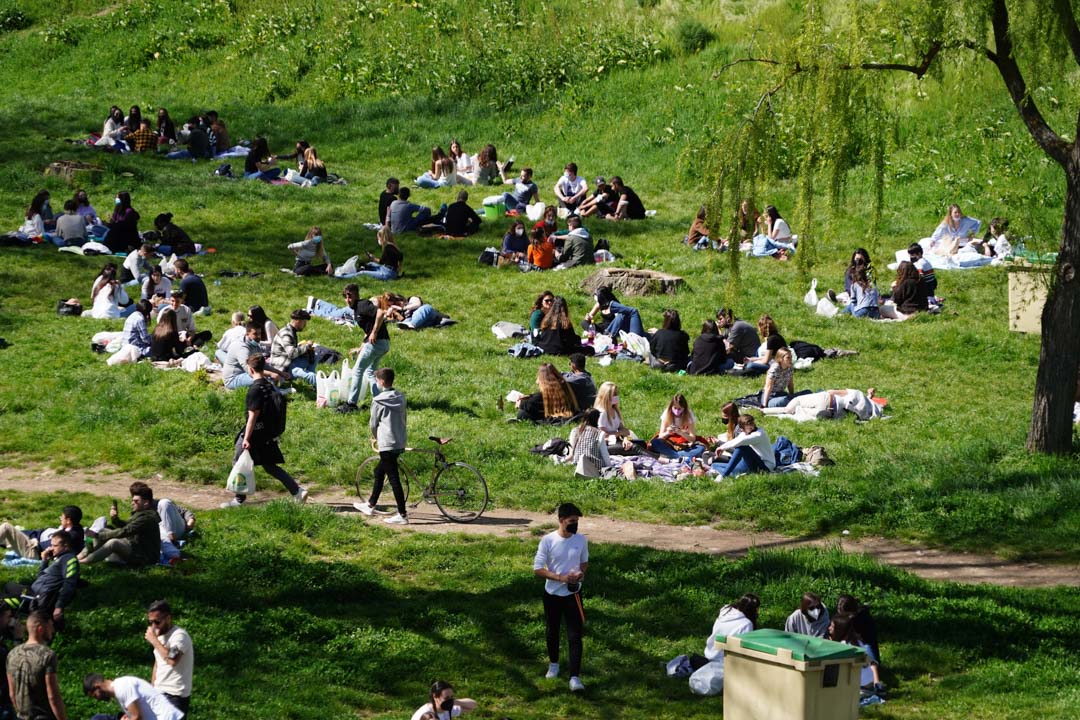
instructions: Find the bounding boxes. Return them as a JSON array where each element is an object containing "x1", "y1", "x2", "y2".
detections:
[
  {"x1": 145, "y1": 600, "x2": 194, "y2": 717},
  {"x1": 533, "y1": 502, "x2": 589, "y2": 693},
  {"x1": 84, "y1": 673, "x2": 184, "y2": 720},
  {"x1": 553, "y1": 163, "x2": 588, "y2": 213}
]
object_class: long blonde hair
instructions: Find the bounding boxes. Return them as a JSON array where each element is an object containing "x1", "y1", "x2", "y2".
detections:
[
  {"x1": 303, "y1": 146, "x2": 325, "y2": 171},
  {"x1": 660, "y1": 393, "x2": 695, "y2": 431},
  {"x1": 594, "y1": 382, "x2": 621, "y2": 425},
  {"x1": 305, "y1": 225, "x2": 326, "y2": 263},
  {"x1": 942, "y1": 204, "x2": 963, "y2": 231}
]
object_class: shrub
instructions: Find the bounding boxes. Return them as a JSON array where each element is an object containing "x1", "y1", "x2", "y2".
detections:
[
  {"x1": 676, "y1": 18, "x2": 713, "y2": 54},
  {"x1": 0, "y1": 7, "x2": 30, "y2": 33}
]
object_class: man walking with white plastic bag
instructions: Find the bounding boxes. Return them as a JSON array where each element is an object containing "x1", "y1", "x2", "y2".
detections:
[{"x1": 533, "y1": 502, "x2": 589, "y2": 693}]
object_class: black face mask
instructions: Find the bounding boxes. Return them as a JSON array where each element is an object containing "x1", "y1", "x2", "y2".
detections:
[
  {"x1": 565, "y1": 521, "x2": 578, "y2": 535},
  {"x1": 440, "y1": 699, "x2": 455, "y2": 712}
]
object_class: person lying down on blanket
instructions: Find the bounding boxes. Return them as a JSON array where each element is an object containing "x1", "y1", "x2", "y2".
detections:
[{"x1": 761, "y1": 388, "x2": 884, "y2": 422}]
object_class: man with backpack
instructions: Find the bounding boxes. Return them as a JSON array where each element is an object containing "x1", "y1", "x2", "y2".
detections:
[{"x1": 220, "y1": 353, "x2": 308, "y2": 508}]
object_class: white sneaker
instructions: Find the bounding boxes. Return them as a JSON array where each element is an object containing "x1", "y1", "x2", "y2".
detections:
[
  {"x1": 219, "y1": 498, "x2": 243, "y2": 508},
  {"x1": 306, "y1": 295, "x2": 316, "y2": 312},
  {"x1": 353, "y1": 501, "x2": 374, "y2": 516},
  {"x1": 569, "y1": 676, "x2": 585, "y2": 692},
  {"x1": 293, "y1": 488, "x2": 309, "y2": 504},
  {"x1": 384, "y1": 513, "x2": 408, "y2": 525},
  {"x1": 545, "y1": 663, "x2": 560, "y2": 679}
]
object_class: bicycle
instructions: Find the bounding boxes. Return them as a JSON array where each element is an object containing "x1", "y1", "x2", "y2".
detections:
[{"x1": 353, "y1": 436, "x2": 489, "y2": 522}]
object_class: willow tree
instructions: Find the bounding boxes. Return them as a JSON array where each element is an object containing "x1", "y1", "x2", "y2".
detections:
[{"x1": 716, "y1": 0, "x2": 1080, "y2": 454}]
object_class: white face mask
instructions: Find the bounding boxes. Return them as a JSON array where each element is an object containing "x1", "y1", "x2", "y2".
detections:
[
  {"x1": 807, "y1": 607, "x2": 821, "y2": 621},
  {"x1": 515, "y1": 228, "x2": 524, "y2": 236}
]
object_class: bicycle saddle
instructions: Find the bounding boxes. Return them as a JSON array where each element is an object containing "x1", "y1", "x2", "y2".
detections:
[{"x1": 429, "y1": 436, "x2": 453, "y2": 445}]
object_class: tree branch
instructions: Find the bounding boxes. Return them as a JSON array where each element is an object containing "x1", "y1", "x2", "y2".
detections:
[
  {"x1": 1054, "y1": 0, "x2": 1080, "y2": 68},
  {"x1": 987, "y1": 0, "x2": 1071, "y2": 166},
  {"x1": 851, "y1": 41, "x2": 942, "y2": 79},
  {"x1": 715, "y1": 57, "x2": 780, "y2": 77}
]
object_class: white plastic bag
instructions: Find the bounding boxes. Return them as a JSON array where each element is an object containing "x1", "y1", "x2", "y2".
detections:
[
  {"x1": 226, "y1": 450, "x2": 255, "y2": 495},
  {"x1": 525, "y1": 202, "x2": 545, "y2": 222},
  {"x1": 340, "y1": 358, "x2": 354, "y2": 399},
  {"x1": 592, "y1": 333, "x2": 613, "y2": 355},
  {"x1": 688, "y1": 661, "x2": 725, "y2": 696},
  {"x1": 181, "y1": 351, "x2": 211, "y2": 373},
  {"x1": 335, "y1": 255, "x2": 359, "y2": 277},
  {"x1": 315, "y1": 370, "x2": 329, "y2": 407},
  {"x1": 325, "y1": 370, "x2": 341, "y2": 408},
  {"x1": 619, "y1": 331, "x2": 652, "y2": 363},
  {"x1": 803, "y1": 278, "x2": 818, "y2": 307},
  {"x1": 815, "y1": 297, "x2": 839, "y2": 318}
]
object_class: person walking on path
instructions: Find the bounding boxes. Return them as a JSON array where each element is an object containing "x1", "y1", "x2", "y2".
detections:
[
  {"x1": 533, "y1": 502, "x2": 589, "y2": 693},
  {"x1": 353, "y1": 368, "x2": 409, "y2": 525}
]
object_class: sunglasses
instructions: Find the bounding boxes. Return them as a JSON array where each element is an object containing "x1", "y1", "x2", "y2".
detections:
[
  {"x1": 148, "y1": 618, "x2": 165, "y2": 626},
  {"x1": 542, "y1": 298, "x2": 553, "y2": 304}
]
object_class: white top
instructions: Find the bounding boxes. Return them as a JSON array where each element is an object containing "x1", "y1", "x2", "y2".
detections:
[
  {"x1": 770, "y1": 218, "x2": 792, "y2": 241},
  {"x1": 142, "y1": 276, "x2": 172, "y2": 301},
  {"x1": 455, "y1": 154, "x2": 475, "y2": 175},
  {"x1": 87, "y1": 282, "x2": 129, "y2": 319},
  {"x1": 410, "y1": 703, "x2": 463, "y2": 720},
  {"x1": 703, "y1": 606, "x2": 755, "y2": 662},
  {"x1": 124, "y1": 250, "x2": 149, "y2": 283},
  {"x1": 555, "y1": 174, "x2": 587, "y2": 200},
  {"x1": 217, "y1": 324, "x2": 247, "y2": 355},
  {"x1": 19, "y1": 214, "x2": 44, "y2": 237},
  {"x1": 152, "y1": 625, "x2": 194, "y2": 697},
  {"x1": 718, "y1": 428, "x2": 775, "y2": 471},
  {"x1": 533, "y1": 531, "x2": 588, "y2": 596},
  {"x1": 112, "y1": 676, "x2": 184, "y2": 720}
]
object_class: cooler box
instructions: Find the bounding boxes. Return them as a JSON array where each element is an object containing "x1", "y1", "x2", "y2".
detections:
[
  {"x1": 482, "y1": 201, "x2": 505, "y2": 219},
  {"x1": 716, "y1": 629, "x2": 865, "y2": 720}
]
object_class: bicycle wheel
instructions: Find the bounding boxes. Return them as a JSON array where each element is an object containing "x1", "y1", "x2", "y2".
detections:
[
  {"x1": 432, "y1": 462, "x2": 488, "y2": 522},
  {"x1": 353, "y1": 455, "x2": 412, "y2": 508}
]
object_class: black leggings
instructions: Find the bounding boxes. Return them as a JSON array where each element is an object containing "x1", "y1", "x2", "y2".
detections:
[
  {"x1": 370, "y1": 450, "x2": 406, "y2": 515},
  {"x1": 543, "y1": 591, "x2": 584, "y2": 676}
]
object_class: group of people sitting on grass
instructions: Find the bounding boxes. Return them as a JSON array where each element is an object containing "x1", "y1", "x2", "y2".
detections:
[
  {"x1": 688, "y1": 591, "x2": 883, "y2": 702},
  {"x1": 90, "y1": 104, "x2": 231, "y2": 160},
  {"x1": 819, "y1": 246, "x2": 941, "y2": 318}
]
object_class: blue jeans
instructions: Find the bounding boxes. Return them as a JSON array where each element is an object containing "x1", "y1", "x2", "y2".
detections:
[
  {"x1": 404, "y1": 304, "x2": 437, "y2": 328},
  {"x1": 502, "y1": 192, "x2": 526, "y2": 212},
  {"x1": 167, "y1": 149, "x2": 192, "y2": 160},
  {"x1": 287, "y1": 357, "x2": 317, "y2": 384},
  {"x1": 648, "y1": 438, "x2": 705, "y2": 461},
  {"x1": 356, "y1": 264, "x2": 398, "y2": 281},
  {"x1": 751, "y1": 234, "x2": 796, "y2": 257},
  {"x1": 396, "y1": 207, "x2": 431, "y2": 233},
  {"x1": 717, "y1": 446, "x2": 769, "y2": 477},
  {"x1": 347, "y1": 339, "x2": 390, "y2": 405},
  {"x1": 311, "y1": 299, "x2": 354, "y2": 321},
  {"x1": 766, "y1": 394, "x2": 794, "y2": 408},
  {"x1": 245, "y1": 169, "x2": 282, "y2": 181},
  {"x1": 603, "y1": 301, "x2": 644, "y2": 337},
  {"x1": 215, "y1": 348, "x2": 229, "y2": 364},
  {"x1": 841, "y1": 304, "x2": 880, "y2": 318},
  {"x1": 415, "y1": 174, "x2": 448, "y2": 189},
  {"x1": 224, "y1": 373, "x2": 255, "y2": 390}
]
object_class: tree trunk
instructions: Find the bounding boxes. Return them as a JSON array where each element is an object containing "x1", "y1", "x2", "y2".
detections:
[{"x1": 1027, "y1": 162, "x2": 1080, "y2": 453}]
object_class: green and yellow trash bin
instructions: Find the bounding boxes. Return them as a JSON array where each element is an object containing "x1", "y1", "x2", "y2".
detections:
[{"x1": 715, "y1": 629, "x2": 866, "y2": 720}]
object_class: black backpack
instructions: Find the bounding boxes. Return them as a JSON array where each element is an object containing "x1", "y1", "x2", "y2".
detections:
[{"x1": 254, "y1": 381, "x2": 287, "y2": 440}]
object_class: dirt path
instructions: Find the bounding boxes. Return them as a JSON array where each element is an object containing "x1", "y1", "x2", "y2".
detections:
[{"x1": 3, "y1": 465, "x2": 1077, "y2": 588}]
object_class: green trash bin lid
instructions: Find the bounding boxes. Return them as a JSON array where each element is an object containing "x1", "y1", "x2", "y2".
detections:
[{"x1": 715, "y1": 629, "x2": 865, "y2": 662}]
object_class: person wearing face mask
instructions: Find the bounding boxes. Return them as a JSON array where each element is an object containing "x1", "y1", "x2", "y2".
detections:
[
  {"x1": 501, "y1": 220, "x2": 529, "y2": 262},
  {"x1": 593, "y1": 382, "x2": 642, "y2": 455},
  {"x1": 784, "y1": 592, "x2": 830, "y2": 637},
  {"x1": 411, "y1": 680, "x2": 477, "y2": 720},
  {"x1": 553, "y1": 162, "x2": 588, "y2": 214},
  {"x1": 104, "y1": 191, "x2": 141, "y2": 253},
  {"x1": 533, "y1": 502, "x2": 589, "y2": 693}
]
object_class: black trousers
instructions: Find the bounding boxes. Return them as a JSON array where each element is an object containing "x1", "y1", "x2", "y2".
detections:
[
  {"x1": 543, "y1": 591, "x2": 584, "y2": 676},
  {"x1": 163, "y1": 693, "x2": 190, "y2": 718},
  {"x1": 371, "y1": 450, "x2": 406, "y2": 515}
]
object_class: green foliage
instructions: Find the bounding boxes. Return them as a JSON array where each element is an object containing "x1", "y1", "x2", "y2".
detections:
[
  {"x1": 675, "y1": 18, "x2": 714, "y2": 55},
  {"x1": 0, "y1": 6, "x2": 31, "y2": 33}
]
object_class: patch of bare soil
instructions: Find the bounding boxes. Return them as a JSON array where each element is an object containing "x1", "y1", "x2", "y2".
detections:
[{"x1": 2, "y1": 464, "x2": 1076, "y2": 588}]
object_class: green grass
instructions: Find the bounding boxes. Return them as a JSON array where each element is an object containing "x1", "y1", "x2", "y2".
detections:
[
  {"x1": 0, "y1": 0, "x2": 1077, "y2": 562},
  {"x1": 2, "y1": 495, "x2": 1079, "y2": 720}
]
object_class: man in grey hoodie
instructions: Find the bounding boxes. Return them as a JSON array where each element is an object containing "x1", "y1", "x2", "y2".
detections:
[{"x1": 353, "y1": 368, "x2": 409, "y2": 524}]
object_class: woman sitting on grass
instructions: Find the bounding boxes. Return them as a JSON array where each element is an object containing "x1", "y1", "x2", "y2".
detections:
[
  {"x1": 449, "y1": 139, "x2": 475, "y2": 182},
  {"x1": 594, "y1": 382, "x2": 641, "y2": 455},
  {"x1": 472, "y1": 144, "x2": 509, "y2": 186},
  {"x1": 929, "y1": 203, "x2": 981, "y2": 255},
  {"x1": 248, "y1": 305, "x2": 279, "y2": 350},
  {"x1": 649, "y1": 309, "x2": 691, "y2": 372},
  {"x1": 141, "y1": 267, "x2": 172, "y2": 308},
  {"x1": 96, "y1": 105, "x2": 127, "y2": 147},
  {"x1": 244, "y1": 137, "x2": 281, "y2": 181},
  {"x1": 840, "y1": 267, "x2": 880, "y2": 319},
  {"x1": 713, "y1": 414, "x2": 775, "y2": 477},
  {"x1": 16, "y1": 190, "x2": 52, "y2": 241},
  {"x1": 287, "y1": 226, "x2": 332, "y2": 276},
  {"x1": 689, "y1": 320, "x2": 733, "y2": 375},
  {"x1": 648, "y1": 393, "x2": 704, "y2": 461},
  {"x1": 534, "y1": 205, "x2": 559, "y2": 238},
  {"x1": 584, "y1": 286, "x2": 644, "y2": 338},
  {"x1": 686, "y1": 205, "x2": 719, "y2": 250},
  {"x1": 829, "y1": 613, "x2": 884, "y2": 696},
  {"x1": 150, "y1": 308, "x2": 188, "y2": 361},
  {"x1": 890, "y1": 261, "x2": 929, "y2": 315},
  {"x1": 416, "y1": 145, "x2": 458, "y2": 189},
  {"x1": 566, "y1": 409, "x2": 612, "y2": 477},
  {"x1": 529, "y1": 291, "x2": 555, "y2": 333},
  {"x1": 761, "y1": 348, "x2": 799, "y2": 408},
  {"x1": 742, "y1": 314, "x2": 787, "y2": 374},
  {"x1": 515, "y1": 363, "x2": 580, "y2": 423},
  {"x1": 348, "y1": 225, "x2": 403, "y2": 281},
  {"x1": 527, "y1": 227, "x2": 555, "y2": 269},
  {"x1": 502, "y1": 220, "x2": 529, "y2": 262},
  {"x1": 736, "y1": 199, "x2": 760, "y2": 241},
  {"x1": 411, "y1": 680, "x2": 477, "y2": 720},
  {"x1": 84, "y1": 263, "x2": 131, "y2": 319},
  {"x1": 751, "y1": 205, "x2": 795, "y2": 259},
  {"x1": 104, "y1": 191, "x2": 141, "y2": 253},
  {"x1": 534, "y1": 296, "x2": 582, "y2": 356}
]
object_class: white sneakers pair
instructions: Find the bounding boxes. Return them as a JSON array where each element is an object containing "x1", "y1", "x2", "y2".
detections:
[
  {"x1": 353, "y1": 501, "x2": 408, "y2": 525},
  {"x1": 545, "y1": 663, "x2": 584, "y2": 692},
  {"x1": 218, "y1": 487, "x2": 308, "y2": 509}
]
